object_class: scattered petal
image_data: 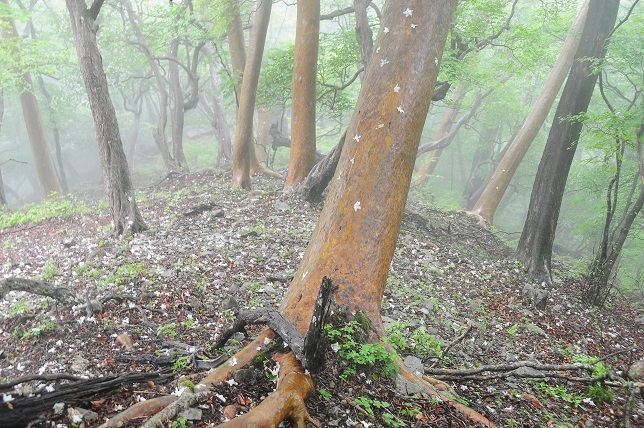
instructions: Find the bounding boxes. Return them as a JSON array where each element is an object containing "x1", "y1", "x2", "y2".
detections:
[
  {"x1": 350, "y1": 158, "x2": 355, "y2": 164},
  {"x1": 383, "y1": 27, "x2": 389, "y2": 34},
  {"x1": 2, "y1": 394, "x2": 14, "y2": 403},
  {"x1": 397, "y1": 105, "x2": 405, "y2": 114},
  {"x1": 353, "y1": 133, "x2": 362, "y2": 142},
  {"x1": 376, "y1": 46, "x2": 381, "y2": 53},
  {"x1": 411, "y1": 23, "x2": 417, "y2": 29},
  {"x1": 435, "y1": 57, "x2": 439, "y2": 66},
  {"x1": 377, "y1": 124, "x2": 384, "y2": 129},
  {"x1": 380, "y1": 58, "x2": 389, "y2": 67},
  {"x1": 229, "y1": 357, "x2": 238, "y2": 367},
  {"x1": 354, "y1": 201, "x2": 361, "y2": 212},
  {"x1": 403, "y1": 8, "x2": 413, "y2": 17},
  {"x1": 394, "y1": 84, "x2": 400, "y2": 93}
]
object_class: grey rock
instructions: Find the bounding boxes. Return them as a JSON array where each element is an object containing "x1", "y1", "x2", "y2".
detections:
[
  {"x1": 512, "y1": 366, "x2": 543, "y2": 377},
  {"x1": 634, "y1": 315, "x2": 644, "y2": 326},
  {"x1": 395, "y1": 356, "x2": 426, "y2": 395},
  {"x1": 73, "y1": 407, "x2": 99, "y2": 422},
  {"x1": 627, "y1": 359, "x2": 644, "y2": 382},
  {"x1": 234, "y1": 368, "x2": 261, "y2": 384},
  {"x1": 221, "y1": 297, "x2": 239, "y2": 311},
  {"x1": 522, "y1": 284, "x2": 550, "y2": 309},
  {"x1": 262, "y1": 284, "x2": 276, "y2": 294},
  {"x1": 179, "y1": 407, "x2": 203, "y2": 421},
  {"x1": 211, "y1": 208, "x2": 225, "y2": 218},
  {"x1": 63, "y1": 239, "x2": 77, "y2": 248},
  {"x1": 189, "y1": 297, "x2": 205, "y2": 312},
  {"x1": 274, "y1": 201, "x2": 290, "y2": 212},
  {"x1": 71, "y1": 356, "x2": 89, "y2": 373},
  {"x1": 468, "y1": 290, "x2": 479, "y2": 298}
]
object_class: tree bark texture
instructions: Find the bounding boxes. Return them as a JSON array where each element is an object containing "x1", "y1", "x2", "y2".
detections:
[
  {"x1": 516, "y1": 0, "x2": 619, "y2": 283},
  {"x1": 225, "y1": 0, "x2": 246, "y2": 99},
  {"x1": 284, "y1": 0, "x2": 320, "y2": 191},
  {"x1": 1, "y1": 5, "x2": 61, "y2": 198},
  {"x1": 66, "y1": 0, "x2": 146, "y2": 235},
  {"x1": 280, "y1": 0, "x2": 458, "y2": 335},
  {"x1": 231, "y1": 0, "x2": 272, "y2": 189},
  {"x1": 469, "y1": 0, "x2": 589, "y2": 226},
  {"x1": 353, "y1": 0, "x2": 374, "y2": 74}
]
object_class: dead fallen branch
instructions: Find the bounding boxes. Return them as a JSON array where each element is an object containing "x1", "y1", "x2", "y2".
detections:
[
  {"x1": 0, "y1": 372, "x2": 173, "y2": 428},
  {"x1": 0, "y1": 373, "x2": 83, "y2": 392},
  {"x1": 0, "y1": 277, "x2": 80, "y2": 305}
]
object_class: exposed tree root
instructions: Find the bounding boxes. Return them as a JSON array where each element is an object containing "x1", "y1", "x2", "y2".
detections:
[
  {"x1": 395, "y1": 359, "x2": 497, "y2": 427},
  {"x1": 216, "y1": 352, "x2": 320, "y2": 428}
]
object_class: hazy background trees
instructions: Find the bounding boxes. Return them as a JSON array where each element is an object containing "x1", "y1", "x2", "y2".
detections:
[{"x1": 0, "y1": 0, "x2": 641, "y2": 297}]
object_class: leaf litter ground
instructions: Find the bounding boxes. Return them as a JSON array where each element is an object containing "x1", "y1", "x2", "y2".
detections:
[{"x1": 0, "y1": 172, "x2": 642, "y2": 427}]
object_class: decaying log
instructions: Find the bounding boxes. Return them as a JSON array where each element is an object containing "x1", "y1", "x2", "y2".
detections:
[
  {"x1": 0, "y1": 277, "x2": 81, "y2": 305},
  {"x1": 0, "y1": 372, "x2": 173, "y2": 428}
]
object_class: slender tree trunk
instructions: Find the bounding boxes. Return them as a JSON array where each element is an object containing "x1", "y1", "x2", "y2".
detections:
[
  {"x1": 66, "y1": 0, "x2": 146, "y2": 235},
  {"x1": 284, "y1": 0, "x2": 320, "y2": 191},
  {"x1": 469, "y1": 0, "x2": 589, "y2": 226},
  {"x1": 226, "y1": 0, "x2": 246, "y2": 100},
  {"x1": 1, "y1": 5, "x2": 61, "y2": 198},
  {"x1": 231, "y1": 0, "x2": 273, "y2": 189},
  {"x1": 353, "y1": 0, "x2": 373, "y2": 75},
  {"x1": 583, "y1": 185, "x2": 644, "y2": 306},
  {"x1": 516, "y1": 0, "x2": 619, "y2": 283},
  {"x1": 121, "y1": 0, "x2": 178, "y2": 173},
  {"x1": 413, "y1": 86, "x2": 467, "y2": 187},
  {"x1": 36, "y1": 76, "x2": 69, "y2": 195},
  {"x1": 281, "y1": 0, "x2": 457, "y2": 335},
  {"x1": 256, "y1": 107, "x2": 270, "y2": 164}
]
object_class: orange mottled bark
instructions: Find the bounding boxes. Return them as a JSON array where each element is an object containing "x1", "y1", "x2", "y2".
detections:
[
  {"x1": 469, "y1": 0, "x2": 589, "y2": 226},
  {"x1": 281, "y1": 0, "x2": 458, "y2": 335},
  {"x1": 284, "y1": 0, "x2": 320, "y2": 191}
]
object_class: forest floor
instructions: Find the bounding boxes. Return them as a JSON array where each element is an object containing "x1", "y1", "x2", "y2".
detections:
[{"x1": 0, "y1": 171, "x2": 642, "y2": 428}]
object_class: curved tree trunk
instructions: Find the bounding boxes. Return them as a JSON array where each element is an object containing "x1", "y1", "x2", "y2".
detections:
[
  {"x1": 284, "y1": 0, "x2": 320, "y2": 191},
  {"x1": 516, "y1": 0, "x2": 619, "y2": 284},
  {"x1": 231, "y1": 0, "x2": 274, "y2": 189},
  {"x1": 66, "y1": 0, "x2": 146, "y2": 235},
  {"x1": 469, "y1": 0, "x2": 589, "y2": 226}
]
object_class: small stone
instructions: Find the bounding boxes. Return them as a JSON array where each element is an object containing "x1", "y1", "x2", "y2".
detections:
[
  {"x1": 221, "y1": 297, "x2": 239, "y2": 311},
  {"x1": 63, "y1": 239, "x2": 77, "y2": 248},
  {"x1": 634, "y1": 315, "x2": 644, "y2": 326},
  {"x1": 262, "y1": 284, "x2": 276, "y2": 294},
  {"x1": 179, "y1": 407, "x2": 202, "y2": 421},
  {"x1": 233, "y1": 368, "x2": 260, "y2": 384},
  {"x1": 627, "y1": 359, "x2": 644, "y2": 382},
  {"x1": 211, "y1": 208, "x2": 225, "y2": 218},
  {"x1": 71, "y1": 356, "x2": 89, "y2": 373},
  {"x1": 274, "y1": 201, "x2": 290, "y2": 212},
  {"x1": 74, "y1": 407, "x2": 99, "y2": 422}
]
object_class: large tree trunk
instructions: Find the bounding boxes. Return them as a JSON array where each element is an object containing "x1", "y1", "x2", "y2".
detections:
[
  {"x1": 284, "y1": 0, "x2": 320, "y2": 191},
  {"x1": 1, "y1": 4, "x2": 61, "y2": 198},
  {"x1": 282, "y1": 0, "x2": 456, "y2": 337},
  {"x1": 231, "y1": 0, "x2": 277, "y2": 189},
  {"x1": 66, "y1": 0, "x2": 146, "y2": 235},
  {"x1": 516, "y1": 0, "x2": 619, "y2": 283},
  {"x1": 469, "y1": 0, "x2": 589, "y2": 226}
]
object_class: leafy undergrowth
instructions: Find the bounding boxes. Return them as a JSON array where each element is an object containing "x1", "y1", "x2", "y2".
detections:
[{"x1": 0, "y1": 171, "x2": 642, "y2": 427}]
